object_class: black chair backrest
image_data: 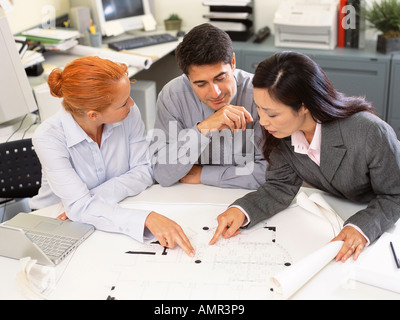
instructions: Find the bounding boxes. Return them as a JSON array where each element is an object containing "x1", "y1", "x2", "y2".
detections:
[{"x1": 0, "y1": 139, "x2": 42, "y2": 198}]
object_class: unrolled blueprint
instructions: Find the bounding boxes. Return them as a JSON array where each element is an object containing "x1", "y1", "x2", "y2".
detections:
[
  {"x1": 107, "y1": 216, "x2": 292, "y2": 300},
  {"x1": 106, "y1": 194, "x2": 361, "y2": 300}
]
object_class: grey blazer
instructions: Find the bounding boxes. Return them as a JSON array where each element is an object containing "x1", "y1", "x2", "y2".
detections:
[{"x1": 232, "y1": 112, "x2": 400, "y2": 243}]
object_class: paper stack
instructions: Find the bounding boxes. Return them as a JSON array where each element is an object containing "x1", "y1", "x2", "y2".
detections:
[
  {"x1": 203, "y1": 0, "x2": 252, "y2": 5},
  {"x1": 21, "y1": 50, "x2": 45, "y2": 69},
  {"x1": 14, "y1": 36, "x2": 45, "y2": 69},
  {"x1": 19, "y1": 27, "x2": 80, "y2": 51}
]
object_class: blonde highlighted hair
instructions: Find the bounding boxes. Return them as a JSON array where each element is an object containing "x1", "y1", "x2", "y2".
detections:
[{"x1": 47, "y1": 56, "x2": 128, "y2": 115}]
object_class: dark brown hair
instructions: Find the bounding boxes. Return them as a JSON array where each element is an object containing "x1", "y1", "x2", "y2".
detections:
[
  {"x1": 253, "y1": 51, "x2": 374, "y2": 162},
  {"x1": 175, "y1": 23, "x2": 234, "y2": 75}
]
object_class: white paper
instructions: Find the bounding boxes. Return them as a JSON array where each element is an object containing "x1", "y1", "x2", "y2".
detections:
[
  {"x1": 114, "y1": 195, "x2": 349, "y2": 300},
  {"x1": 21, "y1": 27, "x2": 80, "y2": 41},
  {"x1": 21, "y1": 50, "x2": 45, "y2": 68},
  {"x1": 67, "y1": 45, "x2": 152, "y2": 69},
  {"x1": 270, "y1": 241, "x2": 343, "y2": 299},
  {"x1": 15, "y1": 257, "x2": 56, "y2": 300},
  {"x1": 0, "y1": 0, "x2": 14, "y2": 13},
  {"x1": 103, "y1": 21, "x2": 125, "y2": 37},
  {"x1": 209, "y1": 21, "x2": 247, "y2": 32},
  {"x1": 203, "y1": 12, "x2": 250, "y2": 19},
  {"x1": 107, "y1": 204, "x2": 293, "y2": 300},
  {"x1": 142, "y1": 14, "x2": 157, "y2": 31},
  {"x1": 352, "y1": 233, "x2": 400, "y2": 293}
]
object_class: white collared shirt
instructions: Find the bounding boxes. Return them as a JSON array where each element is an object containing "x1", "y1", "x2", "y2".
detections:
[{"x1": 29, "y1": 105, "x2": 154, "y2": 242}]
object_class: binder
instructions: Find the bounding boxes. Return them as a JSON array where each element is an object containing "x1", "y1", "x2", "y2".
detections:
[
  {"x1": 337, "y1": 0, "x2": 348, "y2": 47},
  {"x1": 345, "y1": 0, "x2": 365, "y2": 48},
  {"x1": 19, "y1": 27, "x2": 80, "y2": 44}
]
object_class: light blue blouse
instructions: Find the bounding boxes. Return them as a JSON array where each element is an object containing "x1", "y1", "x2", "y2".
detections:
[{"x1": 29, "y1": 105, "x2": 154, "y2": 242}]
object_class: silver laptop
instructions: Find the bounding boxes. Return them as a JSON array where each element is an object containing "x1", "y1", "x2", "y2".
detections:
[{"x1": 0, "y1": 213, "x2": 94, "y2": 266}]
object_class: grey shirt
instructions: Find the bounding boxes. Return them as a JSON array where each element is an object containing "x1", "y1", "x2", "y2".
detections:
[{"x1": 150, "y1": 69, "x2": 267, "y2": 189}]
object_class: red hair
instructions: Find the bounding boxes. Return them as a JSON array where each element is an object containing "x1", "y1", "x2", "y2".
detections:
[{"x1": 47, "y1": 56, "x2": 128, "y2": 115}]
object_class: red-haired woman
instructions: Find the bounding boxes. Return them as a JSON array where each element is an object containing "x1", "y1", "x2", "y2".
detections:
[{"x1": 29, "y1": 56, "x2": 194, "y2": 256}]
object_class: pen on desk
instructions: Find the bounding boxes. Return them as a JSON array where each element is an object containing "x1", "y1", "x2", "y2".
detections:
[
  {"x1": 125, "y1": 251, "x2": 156, "y2": 255},
  {"x1": 390, "y1": 242, "x2": 400, "y2": 269}
]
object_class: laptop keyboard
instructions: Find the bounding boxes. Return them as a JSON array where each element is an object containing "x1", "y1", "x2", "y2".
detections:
[
  {"x1": 108, "y1": 33, "x2": 178, "y2": 51},
  {"x1": 26, "y1": 232, "x2": 77, "y2": 257}
]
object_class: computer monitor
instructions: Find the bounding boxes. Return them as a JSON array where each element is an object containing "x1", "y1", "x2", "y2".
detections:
[
  {"x1": 93, "y1": 0, "x2": 153, "y2": 35},
  {"x1": 0, "y1": 15, "x2": 37, "y2": 128}
]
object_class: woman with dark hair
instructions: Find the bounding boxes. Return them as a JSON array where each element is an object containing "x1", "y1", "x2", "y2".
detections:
[{"x1": 210, "y1": 51, "x2": 400, "y2": 263}]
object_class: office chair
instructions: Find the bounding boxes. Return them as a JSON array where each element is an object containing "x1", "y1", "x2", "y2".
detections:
[{"x1": 0, "y1": 138, "x2": 42, "y2": 199}]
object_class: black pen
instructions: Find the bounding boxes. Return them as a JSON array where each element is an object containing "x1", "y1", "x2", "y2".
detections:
[{"x1": 390, "y1": 242, "x2": 400, "y2": 269}]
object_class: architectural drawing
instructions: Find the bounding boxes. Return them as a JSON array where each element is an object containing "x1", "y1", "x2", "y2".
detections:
[
  {"x1": 107, "y1": 221, "x2": 292, "y2": 300},
  {"x1": 106, "y1": 192, "x2": 362, "y2": 300}
]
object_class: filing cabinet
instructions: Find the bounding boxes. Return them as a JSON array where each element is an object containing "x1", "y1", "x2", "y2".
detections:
[{"x1": 388, "y1": 55, "x2": 400, "y2": 138}]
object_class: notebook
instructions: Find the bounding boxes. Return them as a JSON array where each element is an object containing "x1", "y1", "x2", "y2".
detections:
[{"x1": 0, "y1": 212, "x2": 94, "y2": 266}]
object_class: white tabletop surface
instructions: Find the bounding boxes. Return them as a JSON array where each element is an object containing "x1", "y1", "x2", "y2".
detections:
[{"x1": 1, "y1": 183, "x2": 399, "y2": 300}]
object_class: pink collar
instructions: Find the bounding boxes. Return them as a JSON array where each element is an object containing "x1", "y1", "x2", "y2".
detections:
[{"x1": 291, "y1": 122, "x2": 321, "y2": 166}]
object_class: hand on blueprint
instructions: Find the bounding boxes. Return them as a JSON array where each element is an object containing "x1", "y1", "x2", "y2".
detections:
[
  {"x1": 145, "y1": 212, "x2": 195, "y2": 257},
  {"x1": 332, "y1": 226, "x2": 367, "y2": 263},
  {"x1": 209, "y1": 207, "x2": 245, "y2": 245}
]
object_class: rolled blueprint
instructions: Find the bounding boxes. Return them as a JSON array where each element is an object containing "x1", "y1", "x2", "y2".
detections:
[
  {"x1": 270, "y1": 240, "x2": 343, "y2": 299},
  {"x1": 67, "y1": 45, "x2": 152, "y2": 69},
  {"x1": 296, "y1": 192, "x2": 344, "y2": 236}
]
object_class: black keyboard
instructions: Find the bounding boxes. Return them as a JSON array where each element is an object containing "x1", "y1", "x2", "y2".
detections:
[{"x1": 108, "y1": 33, "x2": 178, "y2": 51}]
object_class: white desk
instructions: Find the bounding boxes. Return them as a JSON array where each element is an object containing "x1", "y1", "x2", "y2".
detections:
[
  {"x1": 29, "y1": 29, "x2": 182, "y2": 87},
  {"x1": 1, "y1": 183, "x2": 399, "y2": 300},
  {"x1": 40, "y1": 37, "x2": 179, "y2": 79}
]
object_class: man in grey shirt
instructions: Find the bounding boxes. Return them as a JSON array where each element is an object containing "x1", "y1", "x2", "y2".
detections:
[{"x1": 150, "y1": 23, "x2": 267, "y2": 189}]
